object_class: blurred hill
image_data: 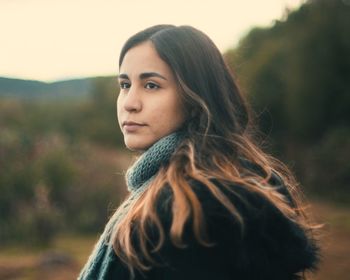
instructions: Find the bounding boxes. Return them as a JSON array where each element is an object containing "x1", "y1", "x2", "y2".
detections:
[{"x1": 0, "y1": 76, "x2": 113, "y2": 101}]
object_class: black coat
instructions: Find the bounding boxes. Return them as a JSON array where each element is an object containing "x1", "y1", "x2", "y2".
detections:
[{"x1": 106, "y1": 173, "x2": 319, "y2": 280}]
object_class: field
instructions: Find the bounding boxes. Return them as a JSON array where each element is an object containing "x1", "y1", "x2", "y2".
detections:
[
  {"x1": 309, "y1": 201, "x2": 350, "y2": 279},
  {"x1": 0, "y1": 199, "x2": 349, "y2": 280}
]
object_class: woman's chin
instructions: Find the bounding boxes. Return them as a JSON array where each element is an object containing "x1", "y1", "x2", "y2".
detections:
[{"x1": 124, "y1": 139, "x2": 153, "y2": 152}]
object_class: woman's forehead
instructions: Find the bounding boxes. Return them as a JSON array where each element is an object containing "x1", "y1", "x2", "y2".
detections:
[{"x1": 120, "y1": 42, "x2": 174, "y2": 81}]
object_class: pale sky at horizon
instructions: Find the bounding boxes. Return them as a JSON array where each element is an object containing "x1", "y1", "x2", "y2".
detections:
[{"x1": 0, "y1": 0, "x2": 305, "y2": 82}]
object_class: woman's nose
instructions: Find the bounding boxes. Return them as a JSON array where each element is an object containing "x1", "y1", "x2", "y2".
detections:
[{"x1": 123, "y1": 86, "x2": 142, "y2": 112}]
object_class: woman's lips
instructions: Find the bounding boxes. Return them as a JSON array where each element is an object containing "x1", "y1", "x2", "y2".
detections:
[{"x1": 122, "y1": 122, "x2": 146, "y2": 132}]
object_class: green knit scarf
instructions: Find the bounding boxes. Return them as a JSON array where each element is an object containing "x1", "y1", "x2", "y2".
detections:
[{"x1": 77, "y1": 131, "x2": 185, "y2": 280}]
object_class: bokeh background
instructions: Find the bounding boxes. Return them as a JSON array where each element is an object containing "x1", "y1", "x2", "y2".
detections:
[{"x1": 0, "y1": 0, "x2": 349, "y2": 279}]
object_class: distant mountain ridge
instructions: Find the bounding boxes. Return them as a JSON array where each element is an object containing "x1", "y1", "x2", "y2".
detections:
[{"x1": 0, "y1": 76, "x2": 113, "y2": 101}]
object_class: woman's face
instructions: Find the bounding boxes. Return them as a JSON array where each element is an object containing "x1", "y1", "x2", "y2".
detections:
[{"x1": 117, "y1": 41, "x2": 186, "y2": 151}]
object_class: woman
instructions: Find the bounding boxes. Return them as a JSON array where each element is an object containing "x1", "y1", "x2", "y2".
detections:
[{"x1": 78, "y1": 25, "x2": 320, "y2": 280}]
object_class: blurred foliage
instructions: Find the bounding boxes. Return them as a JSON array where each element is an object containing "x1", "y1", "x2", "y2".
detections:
[
  {"x1": 225, "y1": 0, "x2": 350, "y2": 200},
  {"x1": 304, "y1": 126, "x2": 350, "y2": 202},
  {"x1": 0, "y1": 77, "x2": 126, "y2": 246}
]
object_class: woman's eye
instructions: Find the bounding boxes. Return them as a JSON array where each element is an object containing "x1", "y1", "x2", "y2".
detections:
[
  {"x1": 119, "y1": 81, "x2": 130, "y2": 89},
  {"x1": 145, "y1": 82, "x2": 159, "y2": 90}
]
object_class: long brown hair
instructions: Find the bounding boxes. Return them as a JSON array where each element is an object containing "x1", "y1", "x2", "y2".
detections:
[{"x1": 113, "y1": 25, "x2": 317, "y2": 278}]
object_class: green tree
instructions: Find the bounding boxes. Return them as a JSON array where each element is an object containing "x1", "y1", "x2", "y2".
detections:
[{"x1": 225, "y1": 0, "x2": 350, "y2": 200}]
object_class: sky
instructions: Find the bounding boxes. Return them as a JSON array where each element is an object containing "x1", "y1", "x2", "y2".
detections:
[{"x1": 0, "y1": 0, "x2": 305, "y2": 82}]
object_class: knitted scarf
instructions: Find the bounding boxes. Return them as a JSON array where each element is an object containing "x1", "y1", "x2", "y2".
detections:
[{"x1": 78, "y1": 131, "x2": 184, "y2": 280}]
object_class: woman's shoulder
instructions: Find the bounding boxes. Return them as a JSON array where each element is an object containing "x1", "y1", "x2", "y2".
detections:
[
  {"x1": 155, "y1": 170, "x2": 293, "y2": 234},
  {"x1": 156, "y1": 171, "x2": 290, "y2": 226}
]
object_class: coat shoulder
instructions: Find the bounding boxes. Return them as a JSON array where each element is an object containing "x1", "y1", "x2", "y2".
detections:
[{"x1": 149, "y1": 177, "x2": 320, "y2": 279}]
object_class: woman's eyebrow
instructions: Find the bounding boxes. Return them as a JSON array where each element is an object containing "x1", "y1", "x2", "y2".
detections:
[
  {"x1": 117, "y1": 73, "x2": 129, "y2": 79},
  {"x1": 117, "y1": 72, "x2": 168, "y2": 81},
  {"x1": 139, "y1": 72, "x2": 167, "y2": 81}
]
